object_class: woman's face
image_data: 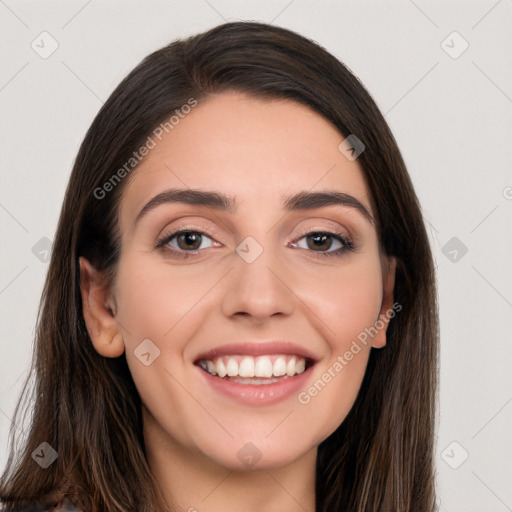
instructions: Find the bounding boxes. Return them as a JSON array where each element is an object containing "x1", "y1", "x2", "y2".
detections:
[{"x1": 89, "y1": 91, "x2": 395, "y2": 470}]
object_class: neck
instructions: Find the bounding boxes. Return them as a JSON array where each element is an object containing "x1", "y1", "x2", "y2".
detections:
[{"x1": 142, "y1": 407, "x2": 317, "y2": 512}]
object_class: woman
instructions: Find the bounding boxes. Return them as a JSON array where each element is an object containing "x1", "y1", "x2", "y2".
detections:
[{"x1": 0, "y1": 21, "x2": 439, "y2": 512}]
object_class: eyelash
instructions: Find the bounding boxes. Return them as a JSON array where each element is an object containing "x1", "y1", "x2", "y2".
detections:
[{"x1": 155, "y1": 228, "x2": 355, "y2": 260}]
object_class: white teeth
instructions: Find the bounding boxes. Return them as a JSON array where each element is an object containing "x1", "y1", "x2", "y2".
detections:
[
  {"x1": 239, "y1": 356, "x2": 255, "y2": 378},
  {"x1": 226, "y1": 358, "x2": 238, "y2": 377},
  {"x1": 200, "y1": 354, "x2": 308, "y2": 379},
  {"x1": 254, "y1": 357, "x2": 273, "y2": 378},
  {"x1": 206, "y1": 360, "x2": 216, "y2": 375},
  {"x1": 273, "y1": 356, "x2": 287, "y2": 377},
  {"x1": 286, "y1": 356, "x2": 296, "y2": 376},
  {"x1": 216, "y1": 359, "x2": 227, "y2": 378}
]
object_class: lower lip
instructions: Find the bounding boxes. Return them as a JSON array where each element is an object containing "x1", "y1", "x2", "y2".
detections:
[{"x1": 197, "y1": 365, "x2": 314, "y2": 406}]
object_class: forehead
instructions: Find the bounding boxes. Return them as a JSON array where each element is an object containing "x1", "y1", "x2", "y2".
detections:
[{"x1": 119, "y1": 91, "x2": 371, "y2": 229}]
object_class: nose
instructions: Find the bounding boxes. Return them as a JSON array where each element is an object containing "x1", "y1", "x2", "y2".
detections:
[{"x1": 220, "y1": 240, "x2": 296, "y2": 322}]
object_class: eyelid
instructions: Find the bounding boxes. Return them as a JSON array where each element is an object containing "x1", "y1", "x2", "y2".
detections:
[
  {"x1": 292, "y1": 224, "x2": 351, "y2": 242},
  {"x1": 156, "y1": 219, "x2": 351, "y2": 245},
  {"x1": 156, "y1": 217, "x2": 222, "y2": 242},
  {"x1": 290, "y1": 215, "x2": 354, "y2": 237},
  {"x1": 155, "y1": 225, "x2": 221, "y2": 248}
]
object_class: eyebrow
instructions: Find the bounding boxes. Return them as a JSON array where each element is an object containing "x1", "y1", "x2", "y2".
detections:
[{"x1": 134, "y1": 188, "x2": 374, "y2": 226}]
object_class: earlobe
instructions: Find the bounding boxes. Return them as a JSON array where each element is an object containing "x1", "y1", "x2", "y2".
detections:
[
  {"x1": 371, "y1": 256, "x2": 397, "y2": 349},
  {"x1": 79, "y1": 256, "x2": 125, "y2": 358}
]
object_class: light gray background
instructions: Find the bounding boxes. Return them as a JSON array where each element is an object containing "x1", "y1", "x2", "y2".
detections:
[{"x1": 1, "y1": 1, "x2": 511, "y2": 510}]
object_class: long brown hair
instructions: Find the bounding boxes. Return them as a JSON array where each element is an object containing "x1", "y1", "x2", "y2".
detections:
[{"x1": 0, "y1": 21, "x2": 438, "y2": 512}]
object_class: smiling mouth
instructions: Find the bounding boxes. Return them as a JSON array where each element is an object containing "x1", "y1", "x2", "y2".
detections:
[{"x1": 195, "y1": 354, "x2": 314, "y2": 384}]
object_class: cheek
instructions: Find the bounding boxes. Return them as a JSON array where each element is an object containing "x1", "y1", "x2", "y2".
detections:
[
  {"x1": 112, "y1": 253, "x2": 220, "y2": 402},
  {"x1": 306, "y1": 251, "x2": 383, "y2": 347},
  {"x1": 112, "y1": 255, "x2": 200, "y2": 435},
  {"x1": 113, "y1": 253, "x2": 210, "y2": 348},
  {"x1": 295, "y1": 252, "x2": 383, "y2": 436}
]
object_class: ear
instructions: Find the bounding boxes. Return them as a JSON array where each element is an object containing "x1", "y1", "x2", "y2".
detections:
[
  {"x1": 79, "y1": 256, "x2": 125, "y2": 358},
  {"x1": 371, "y1": 256, "x2": 397, "y2": 349}
]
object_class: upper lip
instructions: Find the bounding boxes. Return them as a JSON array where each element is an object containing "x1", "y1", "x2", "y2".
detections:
[{"x1": 194, "y1": 341, "x2": 319, "y2": 364}]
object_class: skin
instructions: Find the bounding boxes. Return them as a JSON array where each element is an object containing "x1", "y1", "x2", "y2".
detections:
[{"x1": 80, "y1": 91, "x2": 395, "y2": 512}]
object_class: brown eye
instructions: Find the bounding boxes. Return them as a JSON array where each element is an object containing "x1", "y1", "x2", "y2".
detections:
[
  {"x1": 158, "y1": 230, "x2": 214, "y2": 253},
  {"x1": 306, "y1": 233, "x2": 335, "y2": 251},
  {"x1": 297, "y1": 232, "x2": 343, "y2": 252},
  {"x1": 175, "y1": 232, "x2": 203, "y2": 250},
  {"x1": 291, "y1": 230, "x2": 354, "y2": 258}
]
